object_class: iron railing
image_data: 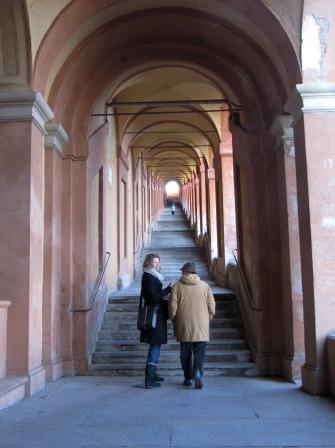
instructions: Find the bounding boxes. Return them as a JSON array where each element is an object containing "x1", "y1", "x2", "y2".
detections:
[
  {"x1": 231, "y1": 249, "x2": 261, "y2": 312},
  {"x1": 70, "y1": 251, "x2": 111, "y2": 313}
]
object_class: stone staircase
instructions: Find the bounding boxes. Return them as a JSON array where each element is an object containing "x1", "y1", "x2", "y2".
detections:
[{"x1": 90, "y1": 205, "x2": 254, "y2": 376}]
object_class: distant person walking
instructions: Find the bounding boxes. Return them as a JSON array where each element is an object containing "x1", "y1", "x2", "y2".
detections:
[
  {"x1": 140, "y1": 253, "x2": 173, "y2": 389},
  {"x1": 169, "y1": 262, "x2": 215, "y2": 389},
  {"x1": 171, "y1": 203, "x2": 175, "y2": 215}
]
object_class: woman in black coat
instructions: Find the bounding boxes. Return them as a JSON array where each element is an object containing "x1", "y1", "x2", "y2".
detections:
[{"x1": 140, "y1": 253, "x2": 172, "y2": 389}]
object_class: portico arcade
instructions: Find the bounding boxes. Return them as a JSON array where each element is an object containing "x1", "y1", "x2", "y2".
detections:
[{"x1": 0, "y1": 0, "x2": 335, "y2": 407}]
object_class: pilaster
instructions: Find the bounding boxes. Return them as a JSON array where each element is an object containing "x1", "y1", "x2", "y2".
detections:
[
  {"x1": 43, "y1": 123, "x2": 72, "y2": 382},
  {"x1": 269, "y1": 115, "x2": 305, "y2": 382},
  {"x1": 207, "y1": 167, "x2": 218, "y2": 261},
  {"x1": 285, "y1": 83, "x2": 335, "y2": 394},
  {"x1": 0, "y1": 90, "x2": 54, "y2": 396}
]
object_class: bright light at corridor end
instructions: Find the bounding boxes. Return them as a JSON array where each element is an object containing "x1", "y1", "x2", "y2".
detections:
[{"x1": 165, "y1": 181, "x2": 180, "y2": 196}]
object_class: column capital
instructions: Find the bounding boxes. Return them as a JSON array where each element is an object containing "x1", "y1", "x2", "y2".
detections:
[
  {"x1": 285, "y1": 82, "x2": 335, "y2": 123},
  {"x1": 219, "y1": 142, "x2": 233, "y2": 156},
  {"x1": 269, "y1": 115, "x2": 294, "y2": 148},
  {"x1": 0, "y1": 300, "x2": 11, "y2": 309},
  {"x1": 0, "y1": 90, "x2": 54, "y2": 134},
  {"x1": 44, "y1": 123, "x2": 69, "y2": 157},
  {"x1": 207, "y1": 167, "x2": 216, "y2": 180}
]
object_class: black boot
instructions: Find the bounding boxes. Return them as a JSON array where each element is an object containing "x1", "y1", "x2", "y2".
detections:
[
  {"x1": 154, "y1": 374, "x2": 165, "y2": 382},
  {"x1": 194, "y1": 369, "x2": 203, "y2": 389},
  {"x1": 145, "y1": 364, "x2": 161, "y2": 389}
]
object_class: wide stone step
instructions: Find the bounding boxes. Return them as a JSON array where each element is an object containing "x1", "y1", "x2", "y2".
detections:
[
  {"x1": 141, "y1": 247, "x2": 205, "y2": 254},
  {"x1": 98, "y1": 327, "x2": 246, "y2": 341},
  {"x1": 95, "y1": 338, "x2": 246, "y2": 352},
  {"x1": 106, "y1": 299, "x2": 238, "y2": 310},
  {"x1": 104, "y1": 309, "x2": 240, "y2": 320},
  {"x1": 101, "y1": 317, "x2": 243, "y2": 331},
  {"x1": 89, "y1": 362, "x2": 255, "y2": 377},
  {"x1": 92, "y1": 349, "x2": 252, "y2": 364},
  {"x1": 108, "y1": 296, "x2": 237, "y2": 307}
]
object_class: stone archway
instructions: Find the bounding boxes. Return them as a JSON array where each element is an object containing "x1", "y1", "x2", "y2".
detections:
[{"x1": 2, "y1": 0, "x2": 335, "y2": 401}]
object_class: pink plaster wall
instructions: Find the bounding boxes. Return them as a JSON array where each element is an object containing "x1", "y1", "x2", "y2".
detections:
[{"x1": 0, "y1": 121, "x2": 45, "y2": 392}]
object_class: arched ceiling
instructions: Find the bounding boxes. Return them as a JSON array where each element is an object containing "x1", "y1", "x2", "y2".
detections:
[
  {"x1": 27, "y1": 0, "x2": 302, "y2": 184},
  {"x1": 106, "y1": 65, "x2": 222, "y2": 182}
]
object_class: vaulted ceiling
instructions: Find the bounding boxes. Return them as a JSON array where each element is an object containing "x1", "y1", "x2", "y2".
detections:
[{"x1": 25, "y1": 0, "x2": 302, "y2": 184}]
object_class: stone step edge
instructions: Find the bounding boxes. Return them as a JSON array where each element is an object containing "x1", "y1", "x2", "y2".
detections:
[
  {"x1": 90, "y1": 362, "x2": 255, "y2": 370},
  {"x1": 93, "y1": 349, "x2": 251, "y2": 356},
  {"x1": 96, "y1": 338, "x2": 246, "y2": 345}
]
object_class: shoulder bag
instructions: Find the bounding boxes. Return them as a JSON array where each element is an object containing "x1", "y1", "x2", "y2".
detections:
[{"x1": 137, "y1": 292, "x2": 158, "y2": 331}]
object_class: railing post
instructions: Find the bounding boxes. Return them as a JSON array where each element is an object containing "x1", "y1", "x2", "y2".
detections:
[{"x1": 0, "y1": 301, "x2": 11, "y2": 380}]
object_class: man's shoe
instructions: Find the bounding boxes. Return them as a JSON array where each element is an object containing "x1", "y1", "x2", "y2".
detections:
[
  {"x1": 145, "y1": 380, "x2": 161, "y2": 389},
  {"x1": 154, "y1": 374, "x2": 165, "y2": 382},
  {"x1": 194, "y1": 370, "x2": 203, "y2": 389},
  {"x1": 183, "y1": 379, "x2": 193, "y2": 387}
]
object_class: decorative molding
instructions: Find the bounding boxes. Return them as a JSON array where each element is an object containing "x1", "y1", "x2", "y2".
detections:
[
  {"x1": 0, "y1": 91, "x2": 54, "y2": 134},
  {"x1": 285, "y1": 83, "x2": 335, "y2": 123},
  {"x1": 44, "y1": 123, "x2": 69, "y2": 157},
  {"x1": 297, "y1": 82, "x2": 335, "y2": 112}
]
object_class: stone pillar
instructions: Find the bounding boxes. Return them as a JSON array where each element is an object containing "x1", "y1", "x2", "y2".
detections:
[
  {"x1": 117, "y1": 149, "x2": 130, "y2": 289},
  {"x1": 190, "y1": 175, "x2": 195, "y2": 226},
  {"x1": 43, "y1": 124, "x2": 69, "y2": 382},
  {"x1": 181, "y1": 183, "x2": 185, "y2": 210},
  {"x1": 0, "y1": 91, "x2": 53, "y2": 395},
  {"x1": 195, "y1": 176, "x2": 201, "y2": 239},
  {"x1": 0, "y1": 301, "x2": 11, "y2": 380},
  {"x1": 270, "y1": 116, "x2": 305, "y2": 381},
  {"x1": 199, "y1": 165, "x2": 207, "y2": 242},
  {"x1": 285, "y1": 82, "x2": 335, "y2": 394},
  {"x1": 219, "y1": 143, "x2": 236, "y2": 266},
  {"x1": 207, "y1": 167, "x2": 218, "y2": 261},
  {"x1": 185, "y1": 182, "x2": 190, "y2": 220}
]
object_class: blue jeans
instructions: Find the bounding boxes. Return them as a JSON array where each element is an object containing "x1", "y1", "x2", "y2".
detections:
[{"x1": 147, "y1": 344, "x2": 161, "y2": 367}]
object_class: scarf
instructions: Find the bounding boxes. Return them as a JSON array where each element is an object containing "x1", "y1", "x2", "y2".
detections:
[{"x1": 143, "y1": 268, "x2": 164, "y2": 284}]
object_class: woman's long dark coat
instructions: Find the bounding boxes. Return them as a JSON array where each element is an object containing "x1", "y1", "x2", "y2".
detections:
[{"x1": 140, "y1": 272, "x2": 171, "y2": 345}]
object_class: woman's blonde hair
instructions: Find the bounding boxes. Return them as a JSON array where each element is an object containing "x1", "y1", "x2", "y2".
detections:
[{"x1": 143, "y1": 253, "x2": 160, "y2": 268}]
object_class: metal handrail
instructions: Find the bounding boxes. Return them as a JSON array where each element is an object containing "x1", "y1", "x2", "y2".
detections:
[
  {"x1": 70, "y1": 251, "x2": 111, "y2": 313},
  {"x1": 231, "y1": 249, "x2": 261, "y2": 312}
]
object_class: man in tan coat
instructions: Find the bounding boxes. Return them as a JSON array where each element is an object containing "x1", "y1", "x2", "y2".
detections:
[{"x1": 169, "y1": 262, "x2": 215, "y2": 389}]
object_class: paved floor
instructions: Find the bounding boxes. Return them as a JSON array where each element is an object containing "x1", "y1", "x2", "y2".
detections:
[{"x1": 0, "y1": 375, "x2": 335, "y2": 447}]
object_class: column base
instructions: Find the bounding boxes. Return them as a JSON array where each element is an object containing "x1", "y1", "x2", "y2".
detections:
[
  {"x1": 25, "y1": 365, "x2": 45, "y2": 397},
  {"x1": 301, "y1": 363, "x2": 329, "y2": 395},
  {"x1": 0, "y1": 375, "x2": 27, "y2": 411},
  {"x1": 212, "y1": 257, "x2": 226, "y2": 287},
  {"x1": 244, "y1": 353, "x2": 271, "y2": 377},
  {"x1": 282, "y1": 354, "x2": 305, "y2": 383},
  {"x1": 44, "y1": 357, "x2": 64, "y2": 382},
  {"x1": 74, "y1": 356, "x2": 89, "y2": 375},
  {"x1": 62, "y1": 359, "x2": 75, "y2": 376},
  {"x1": 270, "y1": 355, "x2": 283, "y2": 376},
  {"x1": 117, "y1": 274, "x2": 131, "y2": 290}
]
